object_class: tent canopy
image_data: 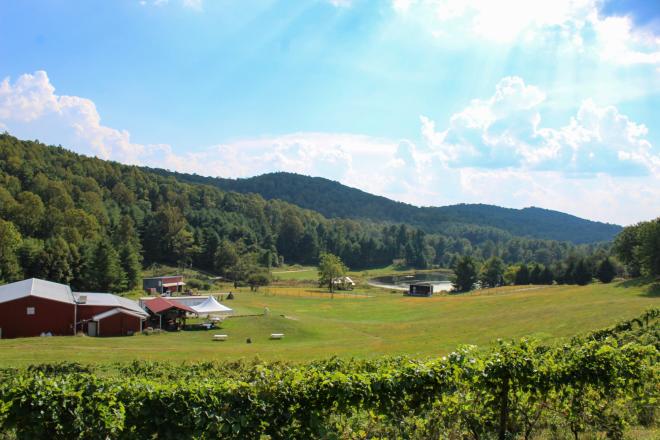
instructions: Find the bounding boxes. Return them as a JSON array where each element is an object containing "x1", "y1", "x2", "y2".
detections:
[{"x1": 191, "y1": 296, "x2": 233, "y2": 314}]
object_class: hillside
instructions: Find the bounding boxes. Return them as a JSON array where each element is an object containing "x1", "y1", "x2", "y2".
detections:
[
  {"x1": 1, "y1": 134, "x2": 602, "y2": 293},
  {"x1": 153, "y1": 171, "x2": 622, "y2": 244}
]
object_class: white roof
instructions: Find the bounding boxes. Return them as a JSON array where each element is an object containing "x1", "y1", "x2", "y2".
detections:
[
  {"x1": 75, "y1": 292, "x2": 148, "y2": 317},
  {"x1": 0, "y1": 278, "x2": 74, "y2": 305},
  {"x1": 141, "y1": 295, "x2": 208, "y2": 307},
  {"x1": 191, "y1": 296, "x2": 233, "y2": 314},
  {"x1": 92, "y1": 307, "x2": 147, "y2": 321}
]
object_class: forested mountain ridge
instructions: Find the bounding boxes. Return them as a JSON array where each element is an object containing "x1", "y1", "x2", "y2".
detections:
[
  {"x1": 0, "y1": 134, "x2": 606, "y2": 291},
  {"x1": 152, "y1": 171, "x2": 622, "y2": 244}
]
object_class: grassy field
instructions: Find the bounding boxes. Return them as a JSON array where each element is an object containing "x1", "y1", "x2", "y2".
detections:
[{"x1": 0, "y1": 280, "x2": 657, "y2": 367}]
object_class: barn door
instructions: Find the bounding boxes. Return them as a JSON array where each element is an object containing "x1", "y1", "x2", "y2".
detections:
[{"x1": 88, "y1": 321, "x2": 97, "y2": 337}]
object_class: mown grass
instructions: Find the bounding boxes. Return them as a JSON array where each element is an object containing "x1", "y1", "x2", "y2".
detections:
[{"x1": 0, "y1": 281, "x2": 656, "y2": 367}]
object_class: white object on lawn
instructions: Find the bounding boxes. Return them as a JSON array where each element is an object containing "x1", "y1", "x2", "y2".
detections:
[
  {"x1": 270, "y1": 333, "x2": 284, "y2": 340},
  {"x1": 213, "y1": 334, "x2": 228, "y2": 341},
  {"x1": 191, "y1": 296, "x2": 233, "y2": 315}
]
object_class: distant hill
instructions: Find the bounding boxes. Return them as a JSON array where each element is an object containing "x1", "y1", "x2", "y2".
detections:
[{"x1": 154, "y1": 171, "x2": 622, "y2": 244}]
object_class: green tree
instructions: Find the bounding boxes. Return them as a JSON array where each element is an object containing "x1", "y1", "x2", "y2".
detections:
[
  {"x1": 247, "y1": 271, "x2": 271, "y2": 291},
  {"x1": 12, "y1": 191, "x2": 45, "y2": 236},
  {"x1": 452, "y1": 256, "x2": 479, "y2": 292},
  {"x1": 17, "y1": 238, "x2": 46, "y2": 279},
  {"x1": 636, "y1": 219, "x2": 660, "y2": 276},
  {"x1": 572, "y1": 259, "x2": 592, "y2": 286},
  {"x1": 318, "y1": 252, "x2": 347, "y2": 294},
  {"x1": 530, "y1": 263, "x2": 542, "y2": 284},
  {"x1": 43, "y1": 236, "x2": 74, "y2": 284},
  {"x1": 84, "y1": 240, "x2": 127, "y2": 292},
  {"x1": 214, "y1": 239, "x2": 239, "y2": 277},
  {"x1": 595, "y1": 257, "x2": 616, "y2": 284},
  {"x1": 119, "y1": 244, "x2": 142, "y2": 290},
  {"x1": 540, "y1": 266, "x2": 554, "y2": 285},
  {"x1": 514, "y1": 264, "x2": 530, "y2": 285},
  {"x1": 0, "y1": 219, "x2": 22, "y2": 282},
  {"x1": 480, "y1": 256, "x2": 505, "y2": 288}
]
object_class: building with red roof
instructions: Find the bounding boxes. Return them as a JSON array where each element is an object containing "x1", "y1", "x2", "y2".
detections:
[{"x1": 142, "y1": 297, "x2": 197, "y2": 331}]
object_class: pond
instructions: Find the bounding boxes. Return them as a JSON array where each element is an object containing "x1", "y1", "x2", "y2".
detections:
[{"x1": 368, "y1": 272, "x2": 453, "y2": 292}]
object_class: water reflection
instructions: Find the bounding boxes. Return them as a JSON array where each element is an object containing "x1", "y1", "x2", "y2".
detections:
[{"x1": 369, "y1": 272, "x2": 453, "y2": 292}]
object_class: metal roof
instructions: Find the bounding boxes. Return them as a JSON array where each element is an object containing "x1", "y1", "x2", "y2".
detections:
[
  {"x1": 143, "y1": 275, "x2": 183, "y2": 280},
  {"x1": 74, "y1": 292, "x2": 147, "y2": 316},
  {"x1": 92, "y1": 307, "x2": 147, "y2": 321},
  {"x1": 143, "y1": 297, "x2": 197, "y2": 314},
  {"x1": 0, "y1": 278, "x2": 75, "y2": 305}
]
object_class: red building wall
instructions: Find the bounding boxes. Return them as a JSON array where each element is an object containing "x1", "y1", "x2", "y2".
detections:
[
  {"x1": 97, "y1": 313, "x2": 142, "y2": 336},
  {"x1": 161, "y1": 276, "x2": 183, "y2": 285},
  {"x1": 0, "y1": 297, "x2": 74, "y2": 339}
]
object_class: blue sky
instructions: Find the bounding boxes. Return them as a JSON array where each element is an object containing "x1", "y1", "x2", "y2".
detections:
[{"x1": 1, "y1": 0, "x2": 659, "y2": 225}]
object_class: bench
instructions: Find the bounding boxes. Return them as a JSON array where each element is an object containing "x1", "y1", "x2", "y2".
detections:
[
  {"x1": 213, "y1": 334, "x2": 228, "y2": 341},
  {"x1": 269, "y1": 333, "x2": 284, "y2": 340}
]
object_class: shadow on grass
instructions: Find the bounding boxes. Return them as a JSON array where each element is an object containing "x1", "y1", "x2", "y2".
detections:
[{"x1": 615, "y1": 276, "x2": 660, "y2": 297}]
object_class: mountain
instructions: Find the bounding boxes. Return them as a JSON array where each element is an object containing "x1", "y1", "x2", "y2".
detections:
[{"x1": 151, "y1": 171, "x2": 622, "y2": 244}]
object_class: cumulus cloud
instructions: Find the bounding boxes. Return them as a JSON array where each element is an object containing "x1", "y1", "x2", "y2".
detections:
[
  {"x1": 421, "y1": 76, "x2": 659, "y2": 177},
  {"x1": 0, "y1": 71, "x2": 155, "y2": 164}
]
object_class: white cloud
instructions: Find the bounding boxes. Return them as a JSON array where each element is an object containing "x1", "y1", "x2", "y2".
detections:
[
  {"x1": 422, "y1": 76, "x2": 659, "y2": 176},
  {"x1": 0, "y1": 71, "x2": 155, "y2": 164},
  {"x1": 393, "y1": 0, "x2": 660, "y2": 68}
]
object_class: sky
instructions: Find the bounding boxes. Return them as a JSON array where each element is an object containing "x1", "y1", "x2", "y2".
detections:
[{"x1": 1, "y1": 0, "x2": 659, "y2": 226}]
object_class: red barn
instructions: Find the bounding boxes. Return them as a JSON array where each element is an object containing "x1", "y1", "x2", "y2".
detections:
[
  {"x1": 0, "y1": 279, "x2": 147, "y2": 339},
  {"x1": 0, "y1": 278, "x2": 76, "y2": 339}
]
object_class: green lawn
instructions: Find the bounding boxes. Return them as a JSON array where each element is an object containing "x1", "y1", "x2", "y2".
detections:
[
  {"x1": 0, "y1": 281, "x2": 656, "y2": 367},
  {"x1": 271, "y1": 265, "x2": 317, "y2": 281}
]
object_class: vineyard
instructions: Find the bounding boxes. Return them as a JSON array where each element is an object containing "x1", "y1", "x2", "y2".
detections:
[{"x1": 0, "y1": 309, "x2": 657, "y2": 439}]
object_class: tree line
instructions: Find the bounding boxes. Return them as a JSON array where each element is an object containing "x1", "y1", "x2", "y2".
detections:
[{"x1": 452, "y1": 254, "x2": 620, "y2": 292}]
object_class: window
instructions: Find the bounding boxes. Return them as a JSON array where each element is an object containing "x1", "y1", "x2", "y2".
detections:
[{"x1": 26, "y1": 307, "x2": 35, "y2": 315}]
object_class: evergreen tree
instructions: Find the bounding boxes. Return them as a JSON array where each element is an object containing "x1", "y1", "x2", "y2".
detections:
[
  {"x1": 479, "y1": 256, "x2": 505, "y2": 288},
  {"x1": 514, "y1": 264, "x2": 530, "y2": 285},
  {"x1": 43, "y1": 236, "x2": 74, "y2": 285},
  {"x1": 120, "y1": 245, "x2": 142, "y2": 290},
  {"x1": 0, "y1": 219, "x2": 22, "y2": 282},
  {"x1": 530, "y1": 263, "x2": 543, "y2": 284},
  {"x1": 596, "y1": 257, "x2": 616, "y2": 284},
  {"x1": 452, "y1": 256, "x2": 479, "y2": 292},
  {"x1": 17, "y1": 238, "x2": 46, "y2": 279},
  {"x1": 540, "y1": 266, "x2": 554, "y2": 285},
  {"x1": 572, "y1": 259, "x2": 592, "y2": 286},
  {"x1": 84, "y1": 240, "x2": 127, "y2": 292}
]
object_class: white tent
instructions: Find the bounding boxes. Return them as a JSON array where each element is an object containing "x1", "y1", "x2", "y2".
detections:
[{"x1": 191, "y1": 296, "x2": 233, "y2": 315}]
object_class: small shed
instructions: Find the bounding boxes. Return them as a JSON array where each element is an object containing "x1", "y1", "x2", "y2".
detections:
[
  {"x1": 142, "y1": 276, "x2": 185, "y2": 295},
  {"x1": 87, "y1": 308, "x2": 147, "y2": 337},
  {"x1": 143, "y1": 297, "x2": 197, "y2": 331},
  {"x1": 407, "y1": 283, "x2": 433, "y2": 297}
]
